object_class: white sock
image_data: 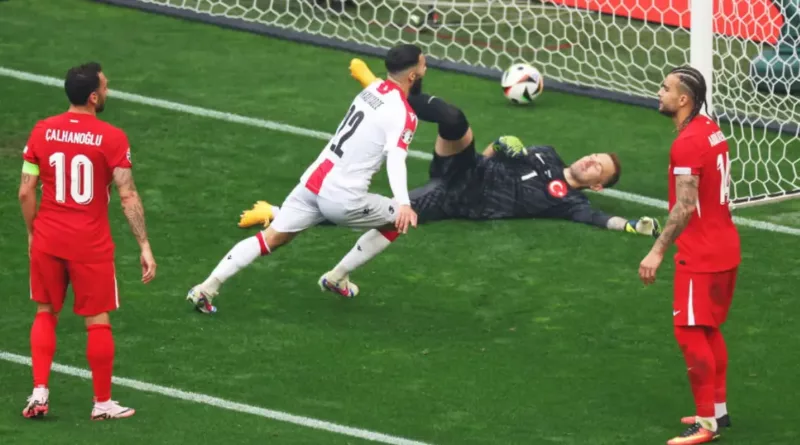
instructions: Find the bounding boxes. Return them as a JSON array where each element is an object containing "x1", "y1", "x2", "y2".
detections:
[
  {"x1": 202, "y1": 233, "x2": 269, "y2": 292},
  {"x1": 715, "y1": 402, "x2": 727, "y2": 418},
  {"x1": 328, "y1": 229, "x2": 394, "y2": 282},
  {"x1": 697, "y1": 416, "x2": 718, "y2": 431}
]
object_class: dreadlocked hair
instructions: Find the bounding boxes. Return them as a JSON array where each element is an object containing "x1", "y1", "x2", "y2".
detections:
[{"x1": 669, "y1": 65, "x2": 711, "y2": 131}]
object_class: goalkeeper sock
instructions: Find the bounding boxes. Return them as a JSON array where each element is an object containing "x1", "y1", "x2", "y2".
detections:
[
  {"x1": 204, "y1": 232, "x2": 270, "y2": 292},
  {"x1": 329, "y1": 229, "x2": 397, "y2": 282},
  {"x1": 350, "y1": 59, "x2": 377, "y2": 88},
  {"x1": 674, "y1": 326, "x2": 716, "y2": 419},
  {"x1": 406, "y1": 94, "x2": 469, "y2": 141}
]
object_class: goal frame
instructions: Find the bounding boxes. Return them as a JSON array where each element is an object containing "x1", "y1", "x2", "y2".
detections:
[{"x1": 92, "y1": 0, "x2": 800, "y2": 209}]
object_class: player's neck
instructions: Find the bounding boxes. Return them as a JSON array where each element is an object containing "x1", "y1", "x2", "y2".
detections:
[
  {"x1": 67, "y1": 105, "x2": 96, "y2": 116},
  {"x1": 563, "y1": 168, "x2": 580, "y2": 189},
  {"x1": 385, "y1": 76, "x2": 410, "y2": 97},
  {"x1": 673, "y1": 108, "x2": 692, "y2": 131}
]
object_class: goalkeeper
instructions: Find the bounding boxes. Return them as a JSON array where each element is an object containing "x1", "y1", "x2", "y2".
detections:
[{"x1": 239, "y1": 59, "x2": 661, "y2": 237}]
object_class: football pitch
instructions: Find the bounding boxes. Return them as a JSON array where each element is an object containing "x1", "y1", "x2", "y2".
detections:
[{"x1": 1, "y1": 1, "x2": 800, "y2": 444}]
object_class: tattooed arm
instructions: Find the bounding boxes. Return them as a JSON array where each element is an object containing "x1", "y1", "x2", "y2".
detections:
[
  {"x1": 113, "y1": 167, "x2": 157, "y2": 283},
  {"x1": 651, "y1": 175, "x2": 699, "y2": 255},
  {"x1": 638, "y1": 174, "x2": 698, "y2": 285},
  {"x1": 19, "y1": 172, "x2": 39, "y2": 236}
]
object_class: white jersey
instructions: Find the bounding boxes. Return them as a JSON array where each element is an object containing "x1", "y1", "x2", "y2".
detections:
[{"x1": 299, "y1": 79, "x2": 417, "y2": 203}]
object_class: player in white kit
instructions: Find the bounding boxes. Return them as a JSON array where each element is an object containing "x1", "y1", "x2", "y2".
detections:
[{"x1": 186, "y1": 44, "x2": 427, "y2": 313}]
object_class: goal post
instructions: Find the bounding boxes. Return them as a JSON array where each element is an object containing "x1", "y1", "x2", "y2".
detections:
[{"x1": 94, "y1": 0, "x2": 800, "y2": 209}]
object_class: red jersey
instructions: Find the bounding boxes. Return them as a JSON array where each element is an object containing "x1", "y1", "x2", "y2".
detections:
[
  {"x1": 668, "y1": 115, "x2": 740, "y2": 272},
  {"x1": 23, "y1": 112, "x2": 131, "y2": 262}
]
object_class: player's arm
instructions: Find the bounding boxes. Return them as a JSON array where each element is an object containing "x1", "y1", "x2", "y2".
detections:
[
  {"x1": 19, "y1": 161, "x2": 40, "y2": 236},
  {"x1": 568, "y1": 205, "x2": 662, "y2": 236},
  {"x1": 383, "y1": 107, "x2": 419, "y2": 233},
  {"x1": 113, "y1": 167, "x2": 149, "y2": 246},
  {"x1": 650, "y1": 174, "x2": 699, "y2": 254},
  {"x1": 113, "y1": 166, "x2": 157, "y2": 283}
]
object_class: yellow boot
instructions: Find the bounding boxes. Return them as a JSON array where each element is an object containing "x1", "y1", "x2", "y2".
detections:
[
  {"x1": 349, "y1": 58, "x2": 378, "y2": 88},
  {"x1": 238, "y1": 201, "x2": 275, "y2": 228}
]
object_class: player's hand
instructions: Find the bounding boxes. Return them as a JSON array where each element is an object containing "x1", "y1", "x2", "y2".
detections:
[
  {"x1": 625, "y1": 217, "x2": 662, "y2": 237},
  {"x1": 492, "y1": 135, "x2": 526, "y2": 158},
  {"x1": 638, "y1": 250, "x2": 663, "y2": 285},
  {"x1": 139, "y1": 243, "x2": 157, "y2": 284},
  {"x1": 394, "y1": 204, "x2": 418, "y2": 234}
]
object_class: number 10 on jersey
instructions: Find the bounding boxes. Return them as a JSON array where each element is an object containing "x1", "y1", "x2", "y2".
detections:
[
  {"x1": 329, "y1": 104, "x2": 365, "y2": 157},
  {"x1": 49, "y1": 152, "x2": 94, "y2": 205}
]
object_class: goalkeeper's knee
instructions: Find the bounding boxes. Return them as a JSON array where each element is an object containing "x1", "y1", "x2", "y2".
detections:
[{"x1": 407, "y1": 94, "x2": 470, "y2": 141}]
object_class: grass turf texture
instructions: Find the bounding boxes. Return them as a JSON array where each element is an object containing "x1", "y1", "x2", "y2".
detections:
[{"x1": 0, "y1": 1, "x2": 799, "y2": 444}]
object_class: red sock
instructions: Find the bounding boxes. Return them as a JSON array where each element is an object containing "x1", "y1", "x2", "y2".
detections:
[
  {"x1": 674, "y1": 326, "x2": 715, "y2": 418},
  {"x1": 30, "y1": 312, "x2": 57, "y2": 388},
  {"x1": 86, "y1": 324, "x2": 114, "y2": 403},
  {"x1": 706, "y1": 328, "x2": 728, "y2": 404}
]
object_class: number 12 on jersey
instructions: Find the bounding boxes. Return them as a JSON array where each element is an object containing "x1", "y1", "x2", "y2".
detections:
[
  {"x1": 329, "y1": 104, "x2": 365, "y2": 158},
  {"x1": 717, "y1": 152, "x2": 732, "y2": 205}
]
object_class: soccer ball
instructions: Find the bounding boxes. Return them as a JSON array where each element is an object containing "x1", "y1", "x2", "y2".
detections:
[{"x1": 501, "y1": 63, "x2": 544, "y2": 104}]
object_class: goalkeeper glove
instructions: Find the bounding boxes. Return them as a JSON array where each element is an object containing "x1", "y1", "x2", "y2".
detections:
[
  {"x1": 492, "y1": 135, "x2": 527, "y2": 158},
  {"x1": 625, "y1": 217, "x2": 662, "y2": 238}
]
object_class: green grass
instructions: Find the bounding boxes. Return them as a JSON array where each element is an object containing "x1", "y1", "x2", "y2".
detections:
[{"x1": 1, "y1": 1, "x2": 800, "y2": 444}]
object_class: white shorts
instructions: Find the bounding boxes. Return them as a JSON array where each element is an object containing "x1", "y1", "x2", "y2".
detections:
[{"x1": 270, "y1": 184, "x2": 399, "y2": 233}]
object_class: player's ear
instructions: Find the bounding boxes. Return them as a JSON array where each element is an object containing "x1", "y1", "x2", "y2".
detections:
[{"x1": 89, "y1": 91, "x2": 99, "y2": 106}]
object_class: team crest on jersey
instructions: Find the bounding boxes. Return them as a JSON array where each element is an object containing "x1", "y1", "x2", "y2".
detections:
[
  {"x1": 401, "y1": 129, "x2": 414, "y2": 145},
  {"x1": 547, "y1": 180, "x2": 568, "y2": 198}
]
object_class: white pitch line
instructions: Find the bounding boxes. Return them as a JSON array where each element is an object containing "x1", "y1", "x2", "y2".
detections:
[
  {"x1": 2, "y1": 65, "x2": 798, "y2": 236},
  {"x1": 0, "y1": 351, "x2": 433, "y2": 445}
]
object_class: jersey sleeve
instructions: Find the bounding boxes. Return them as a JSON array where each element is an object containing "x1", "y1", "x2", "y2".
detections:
[
  {"x1": 22, "y1": 121, "x2": 45, "y2": 165},
  {"x1": 671, "y1": 136, "x2": 703, "y2": 176},
  {"x1": 564, "y1": 203, "x2": 612, "y2": 229},
  {"x1": 383, "y1": 100, "x2": 418, "y2": 152},
  {"x1": 107, "y1": 129, "x2": 132, "y2": 169}
]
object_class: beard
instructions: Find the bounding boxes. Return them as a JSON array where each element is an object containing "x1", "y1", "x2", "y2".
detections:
[
  {"x1": 95, "y1": 99, "x2": 106, "y2": 113},
  {"x1": 409, "y1": 76, "x2": 423, "y2": 95},
  {"x1": 658, "y1": 102, "x2": 676, "y2": 117}
]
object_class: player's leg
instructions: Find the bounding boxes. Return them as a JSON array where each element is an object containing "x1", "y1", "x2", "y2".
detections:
[
  {"x1": 669, "y1": 271, "x2": 720, "y2": 445},
  {"x1": 68, "y1": 260, "x2": 134, "y2": 420},
  {"x1": 317, "y1": 194, "x2": 402, "y2": 297},
  {"x1": 188, "y1": 186, "x2": 325, "y2": 312},
  {"x1": 23, "y1": 249, "x2": 67, "y2": 419},
  {"x1": 707, "y1": 267, "x2": 738, "y2": 427},
  {"x1": 406, "y1": 93, "x2": 474, "y2": 158}
]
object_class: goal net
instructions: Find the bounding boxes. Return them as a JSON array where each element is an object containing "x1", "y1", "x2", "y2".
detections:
[{"x1": 104, "y1": 0, "x2": 800, "y2": 208}]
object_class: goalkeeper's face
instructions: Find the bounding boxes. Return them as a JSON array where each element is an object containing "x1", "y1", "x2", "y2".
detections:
[{"x1": 568, "y1": 153, "x2": 616, "y2": 191}]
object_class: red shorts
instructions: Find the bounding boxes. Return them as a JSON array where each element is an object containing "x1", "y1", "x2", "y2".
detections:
[
  {"x1": 29, "y1": 248, "x2": 119, "y2": 316},
  {"x1": 673, "y1": 267, "x2": 738, "y2": 327}
]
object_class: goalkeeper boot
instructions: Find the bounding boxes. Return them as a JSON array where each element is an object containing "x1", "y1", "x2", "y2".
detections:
[
  {"x1": 238, "y1": 201, "x2": 275, "y2": 229},
  {"x1": 681, "y1": 414, "x2": 730, "y2": 428},
  {"x1": 349, "y1": 58, "x2": 377, "y2": 88},
  {"x1": 186, "y1": 285, "x2": 218, "y2": 314},
  {"x1": 667, "y1": 421, "x2": 719, "y2": 445},
  {"x1": 91, "y1": 399, "x2": 135, "y2": 421},
  {"x1": 22, "y1": 386, "x2": 49, "y2": 419},
  {"x1": 318, "y1": 272, "x2": 359, "y2": 298}
]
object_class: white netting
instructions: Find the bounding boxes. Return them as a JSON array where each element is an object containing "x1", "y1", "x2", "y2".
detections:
[{"x1": 127, "y1": 0, "x2": 800, "y2": 205}]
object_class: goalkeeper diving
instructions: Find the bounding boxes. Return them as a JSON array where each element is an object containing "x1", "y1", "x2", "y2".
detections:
[{"x1": 239, "y1": 59, "x2": 661, "y2": 237}]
